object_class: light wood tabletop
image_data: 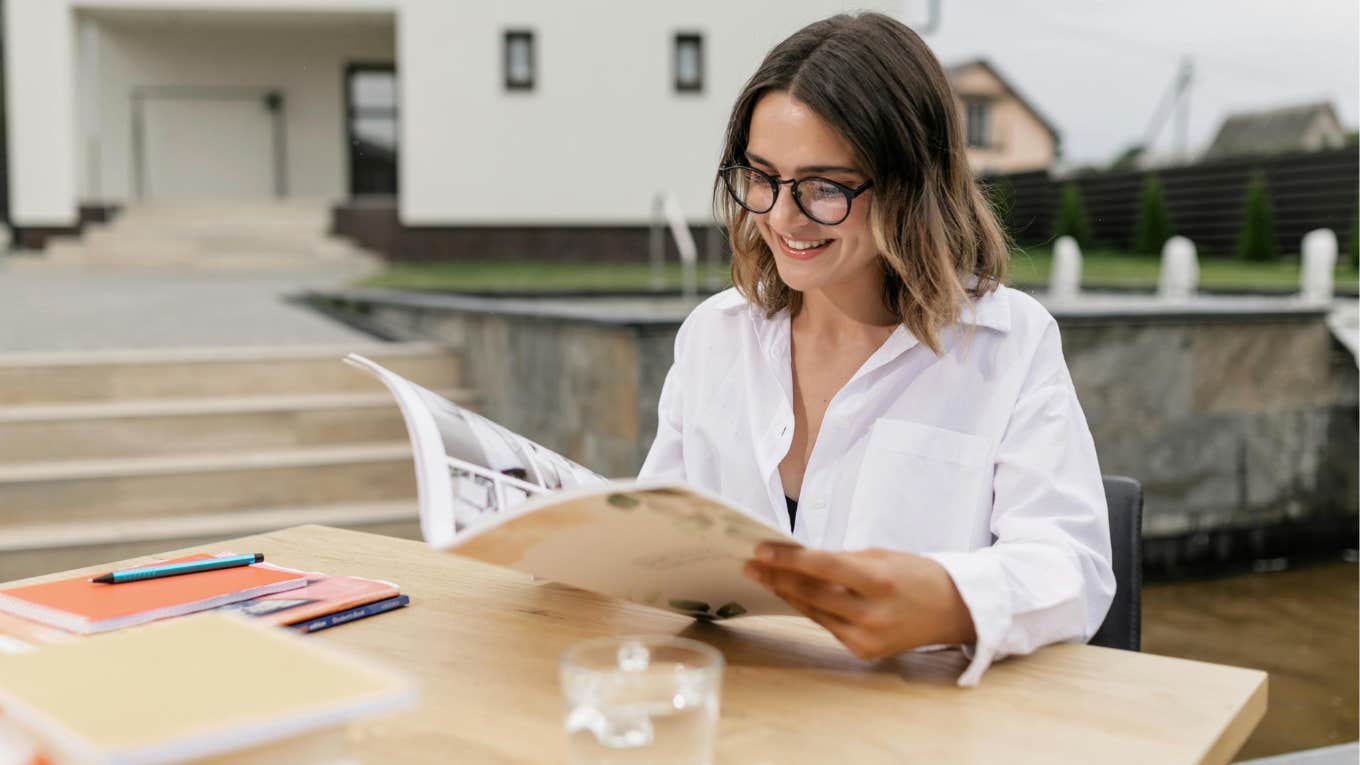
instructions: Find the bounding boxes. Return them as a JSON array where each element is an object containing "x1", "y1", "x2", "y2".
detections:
[{"x1": 5, "y1": 525, "x2": 1267, "y2": 764}]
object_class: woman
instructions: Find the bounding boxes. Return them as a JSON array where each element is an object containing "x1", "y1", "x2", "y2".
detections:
[{"x1": 638, "y1": 12, "x2": 1115, "y2": 687}]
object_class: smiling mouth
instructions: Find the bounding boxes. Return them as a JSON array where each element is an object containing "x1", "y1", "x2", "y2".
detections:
[{"x1": 775, "y1": 233, "x2": 834, "y2": 260}]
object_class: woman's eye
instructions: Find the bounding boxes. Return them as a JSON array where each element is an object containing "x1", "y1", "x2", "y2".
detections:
[{"x1": 808, "y1": 181, "x2": 841, "y2": 199}]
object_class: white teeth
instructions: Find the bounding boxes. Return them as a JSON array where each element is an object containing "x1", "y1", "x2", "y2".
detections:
[{"x1": 781, "y1": 236, "x2": 831, "y2": 251}]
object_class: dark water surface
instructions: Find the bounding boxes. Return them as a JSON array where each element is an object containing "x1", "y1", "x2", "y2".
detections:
[{"x1": 1142, "y1": 558, "x2": 1358, "y2": 760}]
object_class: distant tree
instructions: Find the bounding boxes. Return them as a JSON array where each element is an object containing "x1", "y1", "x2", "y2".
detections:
[
  {"x1": 1133, "y1": 174, "x2": 1175, "y2": 255},
  {"x1": 1236, "y1": 172, "x2": 1279, "y2": 262},
  {"x1": 1051, "y1": 182, "x2": 1092, "y2": 247}
]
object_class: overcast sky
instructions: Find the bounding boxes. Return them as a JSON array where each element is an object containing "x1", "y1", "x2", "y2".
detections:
[{"x1": 902, "y1": 0, "x2": 1359, "y2": 164}]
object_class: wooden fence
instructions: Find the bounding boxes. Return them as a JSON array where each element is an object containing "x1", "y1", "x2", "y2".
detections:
[{"x1": 987, "y1": 145, "x2": 1359, "y2": 257}]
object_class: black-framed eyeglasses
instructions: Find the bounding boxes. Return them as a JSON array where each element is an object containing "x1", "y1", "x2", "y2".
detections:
[{"x1": 719, "y1": 165, "x2": 873, "y2": 226}]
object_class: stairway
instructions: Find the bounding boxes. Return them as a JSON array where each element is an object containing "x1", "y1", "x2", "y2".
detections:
[
  {"x1": 0, "y1": 342, "x2": 467, "y2": 581},
  {"x1": 43, "y1": 201, "x2": 380, "y2": 271}
]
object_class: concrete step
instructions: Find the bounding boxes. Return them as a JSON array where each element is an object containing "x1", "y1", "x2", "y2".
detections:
[
  {"x1": 39, "y1": 200, "x2": 373, "y2": 267},
  {"x1": 77, "y1": 231, "x2": 357, "y2": 256},
  {"x1": 106, "y1": 201, "x2": 332, "y2": 226},
  {"x1": 0, "y1": 342, "x2": 457, "y2": 405},
  {"x1": 39, "y1": 239, "x2": 374, "y2": 268},
  {"x1": 0, "y1": 443, "x2": 417, "y2": 526},
  {"x1": 35, "y1": 251, "x2": 374, "y2": 271},
  {"x1": 0, "y1": 502, "x2": 420, "y2": 582},
  {"x1": 0, "y1": 389, "x2": 472, "y2": 462}
]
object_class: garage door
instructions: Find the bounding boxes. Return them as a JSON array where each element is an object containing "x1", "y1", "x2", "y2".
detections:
[{"x1": 138, "y1": 92, "x2": 281, "y2": 201}]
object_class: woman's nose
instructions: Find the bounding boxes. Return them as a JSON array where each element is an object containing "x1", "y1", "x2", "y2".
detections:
[{"x1": 766, "y1": 184, "x2": 809, "y2": 230}]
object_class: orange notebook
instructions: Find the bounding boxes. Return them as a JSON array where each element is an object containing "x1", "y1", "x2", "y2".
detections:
[{"x1": 0, "y1": 555, "x2": 307, "y2": 635}]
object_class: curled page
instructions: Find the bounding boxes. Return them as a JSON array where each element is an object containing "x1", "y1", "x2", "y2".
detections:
[{"x1": 343, "y1": 354, "x2": 606, "y2": 545}]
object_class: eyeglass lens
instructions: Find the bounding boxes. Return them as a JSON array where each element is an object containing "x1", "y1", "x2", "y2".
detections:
[{"x1": 723, "y1": 167, "x2": 850, "y2": 225}]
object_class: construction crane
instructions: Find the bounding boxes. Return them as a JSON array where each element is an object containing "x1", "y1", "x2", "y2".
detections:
[{"x1": 1142, "y1": 57, "x2": 1195, "y2": 162}]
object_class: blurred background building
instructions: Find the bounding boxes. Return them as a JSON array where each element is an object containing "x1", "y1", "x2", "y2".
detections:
[
  {"x1": 947, "y1": 58, "x2": 1061, "y2": 174},
  {"x1": 1, "y1": 0, "x2": 895, "y2": 258}
]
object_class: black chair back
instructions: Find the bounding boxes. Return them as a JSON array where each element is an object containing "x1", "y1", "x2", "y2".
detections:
[{"x1": 1089, "y1": 475, "x2": 1143, "y2": 651}]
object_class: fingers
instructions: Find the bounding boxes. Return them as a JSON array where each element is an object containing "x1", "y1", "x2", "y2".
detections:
[
  {"x1": 744, "y1": 561, "x2": 866, "y2": 623},
  {"x1": 774, "y1": 587, "x2": 890, "y2": 661},
  {"x1": 752, "y1": 543, "x2": 892, "y2": 597}
]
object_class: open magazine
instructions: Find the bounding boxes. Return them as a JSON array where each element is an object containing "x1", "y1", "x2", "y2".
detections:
[{"x1": 345, "y1": 354, "x2": 798, "y2": 620}]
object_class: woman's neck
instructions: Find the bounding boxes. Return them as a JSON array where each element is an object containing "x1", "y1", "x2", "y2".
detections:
[{"x1": 794, "y1": 274, "x2": 899, "y2": 343}]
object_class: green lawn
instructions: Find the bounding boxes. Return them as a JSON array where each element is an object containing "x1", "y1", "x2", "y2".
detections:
[
  {"x1": 360, "y1": 261, "x2": 733, "y2": 292},
  {"x1": 360, "y1": 250, "x2": 1359, "y2": 294}
]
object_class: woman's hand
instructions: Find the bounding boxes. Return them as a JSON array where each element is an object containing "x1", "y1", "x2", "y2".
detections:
[{"x1": 743, "y1": 543, "x2": 977, "y2": 660}]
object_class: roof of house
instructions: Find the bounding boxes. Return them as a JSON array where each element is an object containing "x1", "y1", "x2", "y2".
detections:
[
  {"x1": 946, "y1": 58, "x2": 1062, "y2": 147},
  {"x1": 1205, "y1": 101, "x2": 1343, "y2": 159}
]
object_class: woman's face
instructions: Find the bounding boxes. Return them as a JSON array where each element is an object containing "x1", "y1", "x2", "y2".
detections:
[{"x1": 745, "y1": 90, "x2": 880, "y2": 297}]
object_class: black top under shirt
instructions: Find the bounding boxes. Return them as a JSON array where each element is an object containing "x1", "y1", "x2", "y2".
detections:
[{"x1": 785, "y1": 496, "x2": 798, "y2": 530}]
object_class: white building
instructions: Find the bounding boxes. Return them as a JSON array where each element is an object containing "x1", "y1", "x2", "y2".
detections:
[{"x1": 4, "y1": 0, "x2": 892, "y2": 256}]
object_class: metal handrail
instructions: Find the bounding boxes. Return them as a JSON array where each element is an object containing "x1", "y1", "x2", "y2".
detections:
[{"x1": 650, "y1": 190, "x2": 698, "y2": 299}]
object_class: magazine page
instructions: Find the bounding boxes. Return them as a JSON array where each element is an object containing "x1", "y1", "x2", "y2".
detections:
[
  {"x1": 344, "y1": 354, "x2": 607, "y2": 545},
  {"x1": 344, "y1": 354, "x2": 460, "y2": 546},
  {"x1": 450, "y1": 481, "x2": 801, "y2": 619}
]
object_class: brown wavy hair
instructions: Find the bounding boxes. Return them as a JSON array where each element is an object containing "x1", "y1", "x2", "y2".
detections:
[{"x1": 717, "y1": 12, "x2": 1008, "y2": 354}]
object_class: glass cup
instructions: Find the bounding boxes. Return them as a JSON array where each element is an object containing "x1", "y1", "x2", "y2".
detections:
[{"x1": 560, "y1": 635, "x2": 724, "y2": 765}]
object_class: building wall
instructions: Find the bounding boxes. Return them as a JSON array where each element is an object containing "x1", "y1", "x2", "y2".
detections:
[
  {"x1": 1301, "y1": 112, "x2": 1345, "y2": 152},
  {"x1": 396, "y1": 0, "x2": 889, "y2": 227},
  {"x1": 80, "y1": 15, "x2": 394, "y2": 203},
  {"x1": 4, "y1": 1, "x2": 77, "y2": 225},
  {"x1": 6, "y1": 0, "x2": 891, "y2": 229},
  {"x1": 950, "y1": 63, "x2": 1056, "y2": 174}
]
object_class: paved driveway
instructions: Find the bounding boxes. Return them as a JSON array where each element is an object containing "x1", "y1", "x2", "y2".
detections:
[{"x1": 0, "y1": 258, "x2": 376, "y2": 352}]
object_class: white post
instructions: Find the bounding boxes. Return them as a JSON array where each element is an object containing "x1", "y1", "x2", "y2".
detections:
[
  {"x1": 1157, "y1": 236, "x2": 1199, "y2": 300},
  {"x1": 1299, "y1": 229, "x2": 1337, "y2": 304},
  {"x1": 1049, "y1": 236, "x2": 1082, "y2": 302},
  {"x1": 662, "y1": 193, "x2": 698, "y2": 301},
  {"x1": 649, "y1": 194, "x2": 666, "y2": 291}
]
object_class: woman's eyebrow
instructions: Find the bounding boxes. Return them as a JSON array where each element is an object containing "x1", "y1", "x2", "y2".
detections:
[{"x1": 745, "y1": 151, "x2": 859, "y2": 176}]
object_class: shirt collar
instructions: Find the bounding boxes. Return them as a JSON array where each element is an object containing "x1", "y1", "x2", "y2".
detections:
[{"x1": 965, "y1": 283, "x2": 1012, "y2": 333}]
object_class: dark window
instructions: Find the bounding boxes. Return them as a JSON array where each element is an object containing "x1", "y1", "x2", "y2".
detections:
[
  {"x1": 965, "y1": 99, "x2": 990, "y2": 149},
  {"x1": 346, "y1": 64, "x2": 398, "y2": 197},
  {"x1": 674, "y1": 33, "x2": 703, "y2": 93},
  {"x1": 504, "y1": 30, "x2": 535, "y2": 91}
]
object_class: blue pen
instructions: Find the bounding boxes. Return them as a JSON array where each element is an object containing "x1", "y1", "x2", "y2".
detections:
[{"x1": 92, "y1": 553, "x2": 265, "y2": 584}]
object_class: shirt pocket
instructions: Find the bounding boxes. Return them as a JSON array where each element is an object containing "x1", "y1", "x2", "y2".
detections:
[{"x1": 848, "y1": 419, "x2": 993, "y2": 553}]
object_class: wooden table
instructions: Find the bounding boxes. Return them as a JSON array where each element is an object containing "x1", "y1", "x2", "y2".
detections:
[{"x1": 6, "y1": 525, "x2": 1267, "y2": 764}]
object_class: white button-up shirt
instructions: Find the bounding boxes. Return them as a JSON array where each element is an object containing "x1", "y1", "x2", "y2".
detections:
[{"x1": 639, "y1": 285, "x2": 1115, "y2": 686}]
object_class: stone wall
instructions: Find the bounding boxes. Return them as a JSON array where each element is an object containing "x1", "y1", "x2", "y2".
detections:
[
  {"x1": 321, "y1": 290, "x2": 1358, "y2": 555},
  {"x1": 1060, "y1": 313, "x2": 1357, "y2": 538}
]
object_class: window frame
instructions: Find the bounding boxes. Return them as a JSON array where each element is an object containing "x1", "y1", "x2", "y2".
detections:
[
  {"x1": 673, "y1": 32, "x2": 704, "y2": 94},
  {"x1": 503, "y1": 29, "x2": 536, "y2": 92},
  {"x1": 964, "y1": 98, "x2": 991, "y2": 149},
  {"x1": 344, "y1": 62, "x2": 399, "y2": 198}
]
